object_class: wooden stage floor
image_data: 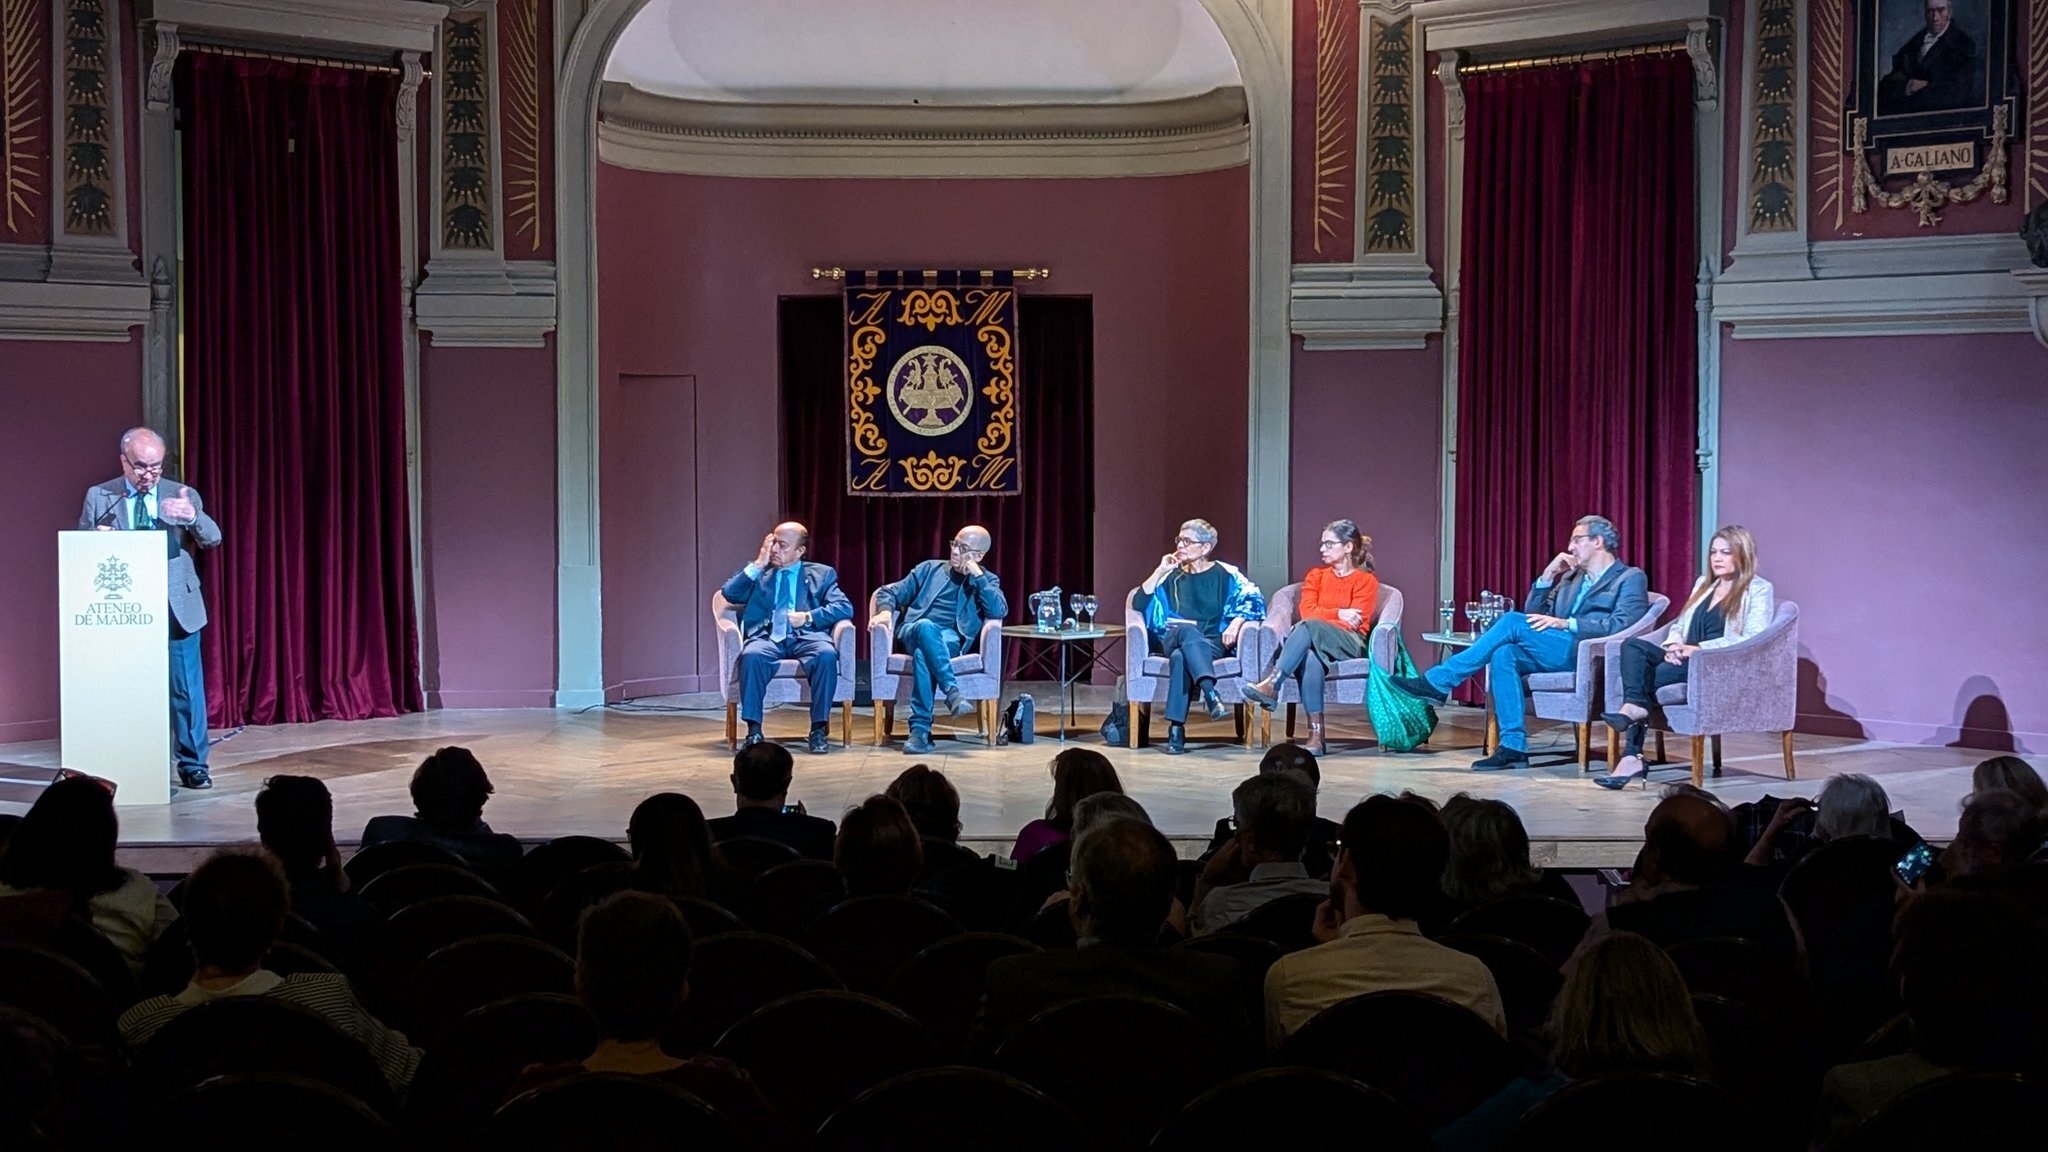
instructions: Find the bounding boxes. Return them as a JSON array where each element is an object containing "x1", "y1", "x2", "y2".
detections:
[{"x1": 0, "y1": 684, "x2": 1988, "y2": 872}]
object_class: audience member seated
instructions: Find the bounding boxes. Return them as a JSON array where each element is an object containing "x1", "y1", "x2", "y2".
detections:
[
  {"x1": 1204, "y1": 744, "x2": 1339, "y2": 879},
  {"x1": 1603, "y1": 793, "x2": 1797, "y2": 959},
  {"x1": 358, "y1": 747, "x2": 524, "y2": 885},
  {"x1": 117, "y1": 851, "x2": 420, "y2": 1092},
  {"x1": 254, "y1": 775, "x2": 382, "y2": 974},
  {"x1": 977, "y1": 818, "x2": 1245, "y2": 1051},
  {"x1": 1440, "y1": 793, "x2": 1574, "y2": 915},
  {"x1": 0, "y1": 775, "x2": 175, "y2": 973},
  {"x1": 1938, "y1": 792, "x2": 2048, "y2": 913},
  {"x1": 1190, "y1": 772, "x2": 1328, "y2": 936},
  {"x1": 1010, "y1": 748, "x2": 1124, "y2": 862},
  {"x1": 625, "y1": 792, "x2": 734, "y2": 906},
  {"x1": 707, "y1": 742, "x2": 837, "y2": 861},
  {"x1": 1028, "y1": 794, "x2": 1189, "y2": 937},
  {"x1": 886, "y1": 764, "x2": 980, "y2": 878},
  {"x1": 1969, "y1": 755, "x2": 2048, "y2": 821},
  {"x1": 1812, "y1": 888, "x2": 2048, "y2": 1148},
  {"x1": 507, "y1": 891, "x2": 787, "y2": 1144},
  {"x1": 836, "y1": 795, "x2": 924, "y2": 898},
  {"x1": 1742, "y1": 773, "x2": 1896, "y2": 875},
  {"x1": 1435, "y1": 931, "x2": 1708, "y2": 1151},
  {"x1": 1262, "y1": 795, "x2": 1504, "y2": 1047}
]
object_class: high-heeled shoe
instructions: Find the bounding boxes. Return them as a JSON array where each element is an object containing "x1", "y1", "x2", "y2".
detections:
[
  {"x1": 1600, "y1": 709, "x2": 1647, "y2": 733},
  {"x1": 1593, "y1": 754, "x2": 1650, "y2": 790}
]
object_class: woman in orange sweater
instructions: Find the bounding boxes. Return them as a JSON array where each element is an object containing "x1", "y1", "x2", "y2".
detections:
[{"x1": 1242, "y1": 520, "x2": 1380, "y2": 754}]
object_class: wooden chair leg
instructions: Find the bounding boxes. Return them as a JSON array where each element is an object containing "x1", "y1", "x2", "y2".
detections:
[
  {"x1": 1485, "y1": 714, "x2": 1499, "y2": 755},
  {"x1": 1576, "y1": 722, "x2": 1591, "y2": 771},
  {"x1": 1690, "y1": 735, "x2": 1706, "y2": 788},
  {"x1": 726, "y1": 703, "x2": 737, "y2": 750},
  {"x1": 872, "y1": 706, "x2": 885, "y2": 747},
  {"x1": 842, "y1": 701, "x2": 853, "y2": 747},
  {"x1": 1782, "y1": 730, "x2": 1797, "y2": 780},
  {"x1": 1128, "y1": 702, "x2": 1146, "y2": 748},
  {"x1": 983, "y1": 699, "x2": 999, "y2": 741},
  {"x1": 882, "y1": 702, "x2": 894, "y2": 741},
  {"x1": 1711, "y1": 734, "x2": 1724, "y2": 777},
  {"x1": 1605, "y1": 726, "x2": 1618, "y2": 768},
  {"x1": 1241, "y1": 706, "x2": 1255, "y2": 749},
  {"x1": 1285, "y1": 704, "x2": 1297, "y2": 739},
  {"x1": 1654, "y1": 731, "x2": 1667, "y2": 764}
]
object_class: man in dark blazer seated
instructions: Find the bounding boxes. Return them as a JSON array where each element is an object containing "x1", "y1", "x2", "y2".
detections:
[
  {"x1": 1392, "y1": 514, "x2": 1649, "y2": 773},
  {"x1": 1880, "y1": 0, "x2": 1978, "y2": 114},
  {"x1": 79, "y1": 427, "x2": 224, "y2": 790},
  {"x1": 871, "y1": 523, "x2": 1008, "y2": 755},
  {"x1": 974, "y1": 817, "x2": 1247, "y2": 1054},
  {"x1": 723, "y1": 520, "x2": 852, "y2": 754},
  {"x1": 708, "y1": 740, "x2": 838, "y2": 861}
]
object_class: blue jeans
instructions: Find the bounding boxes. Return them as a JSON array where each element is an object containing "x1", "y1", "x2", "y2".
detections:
[
  {"x1": 169, "y1": 623, "x2": 208, "y2": 773},
  {"x1": 1423, "y1": 612, "x2": 1573, "y2": 752},
  {"x1": 900, "y1": 619, "x2": 965, "y2": 733}
]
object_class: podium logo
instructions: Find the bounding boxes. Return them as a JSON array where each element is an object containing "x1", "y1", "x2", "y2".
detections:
[{"x1": 77, "y1": 557, "x2": 152, "y2": 627}]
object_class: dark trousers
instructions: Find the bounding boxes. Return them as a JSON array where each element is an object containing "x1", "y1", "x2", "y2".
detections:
[
  {"x1": 738, "y1": 634, "x2": 838, "y2": 726},
  {"x1": 1156, "y1": 622, "x2": 1223, "y2": 724},
  {"x1": 169, "y1": 621, "x2": 208, "y2": 772},
  {"x1": 1618, "y1": 637, "x2": 1688, "y2": 755}
]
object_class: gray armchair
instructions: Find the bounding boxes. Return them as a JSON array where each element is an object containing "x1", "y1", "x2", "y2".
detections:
[
  {"x1": 712, "y1": 591, "x2": 857, "y2": 749},
  {"x1": 1254, "y1": 582, "x2": 1404, "y2": 748},
  {"x1": 867, "y1": 590, "x2": 1005, "y2": 746},
  {"x1": 1604, "y1": 600, "x2": 1801, "y2": 787},
  {"x1": 1522, "y1": 593, "x2": 1670, "y2": 770},
  {"x1": 1123, "y1": 588, "x2": 1265, "y2": 750}
]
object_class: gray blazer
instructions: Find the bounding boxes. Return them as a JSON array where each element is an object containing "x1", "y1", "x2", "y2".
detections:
[{"x1": 78, "y1": 478, "x2": 223, "y2": 633}]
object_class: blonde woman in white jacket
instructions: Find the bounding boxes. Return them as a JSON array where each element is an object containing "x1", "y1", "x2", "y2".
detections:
[{"x1": 1594, "y1": 526, "x2": 1774, "y2": 790}]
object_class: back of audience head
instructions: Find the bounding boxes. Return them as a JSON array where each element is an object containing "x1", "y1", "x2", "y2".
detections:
[
  {"x1": 628, "y1": 792, "x2": 720, "y2": 898},
  {"x1": 1231, "y1": 772, "x2": 1313, "y2": 865},
  {"x1": 1551, "y1": 932, "x2": 1707, "y2": 1079},
  {"x1": 1073, "y1": 792, "x2": 1151, "y2": 840},
  {"x1": 1972, "y1": 756, "x2": 2048, "y2": 817},
  {"x1": 731, "y1": 740, "x2": 796, "y2": 807},
  {"x1": 1892, "y1": 888, "x2": 2048, "y2": 1069},
  {"x1": 256, "y1": 775, "x2": 343, "y2": 886},
  {"x1": 1441, "y1": 793, "x2": 1541, "y2": 907},
  {"x1": 0, "y1": 1006, "x2": 84, "y2": 1151},
  {"x1": 1814, "y1": 773, "x2": 1892, "y2": 841},
  {"x1": 1945, "y1": 790, "x2": 2045, "y2": 880},
  {"x1": 885, "y1": 764, "x2": 962, "y2": 842},
  {"x1": 1657, "y1": 782, "x2": 1729, "y2": 811},
  {"x1": 835, "y1": 795, "x2": 923, "y2": 897},
  {"x1": 1258, "y1": 743, "x2": 1320, "y2": 790},
  {"x1": 1640, "y1": 793, "x2": 1736, "y2": 887},
  {"x1": 1069, "y1": 816, "x2": 1177, "y2": 946},
  {"x1": 1337, "y1": 795, "x2": 1449, "y2": 923},
  {"x1": 0, "y1": 775, "x2": 122, "y2": 901},
  {"x1": 184, "y1": 850, "x2": 289, "y2": 975},
  {"x1": 577, "y1": 891, "x2": 693, "y2": 1042},
  {"x1": 1045, "y1": 748, "x2": 1123, "y2": 832},
  {"x1": 411, "y1": 746, "x2": 495, "y2": 832}
]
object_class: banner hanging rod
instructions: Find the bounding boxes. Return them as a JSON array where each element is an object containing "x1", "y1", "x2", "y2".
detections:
[{"x1": 1460, "y1": 40, "x2": 1687, "y2": 75}]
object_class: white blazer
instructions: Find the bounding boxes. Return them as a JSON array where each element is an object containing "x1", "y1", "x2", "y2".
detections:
[{"x1": 1661, "y1": 575, "x2": 1775, "y2": 651}]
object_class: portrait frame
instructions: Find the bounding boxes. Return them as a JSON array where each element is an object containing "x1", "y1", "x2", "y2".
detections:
[{"x1": 1847, "y1": 0, "x2": 2020, "y2": 223}]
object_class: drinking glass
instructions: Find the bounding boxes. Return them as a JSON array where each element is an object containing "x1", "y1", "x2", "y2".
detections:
[
  {"x1": 1462, "y1": 600, "x2": 1480, "y2": 636},
  {"x1": 1070, "y1": 593, "x2": 1085, "y2": 625},
  {"x1": 1438, "y1": 598, "x2": 1456, "y2": 635},
  {"x1": 1084, "y1": 594, "x2": 1099, "y2": 627}
]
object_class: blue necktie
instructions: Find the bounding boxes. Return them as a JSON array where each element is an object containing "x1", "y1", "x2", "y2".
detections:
[{"x1": 770, "y1": 568, "x2": 795, "y2": 642}]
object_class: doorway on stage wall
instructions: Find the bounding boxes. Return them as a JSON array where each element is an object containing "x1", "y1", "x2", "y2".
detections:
[{"x1": 777, "y1": 294, "x2": 1097, "y2": 697}]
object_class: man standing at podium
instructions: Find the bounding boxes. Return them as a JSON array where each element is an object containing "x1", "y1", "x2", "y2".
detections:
[{"x1": 78, "y1": 427, "x2": 223, "y2": 790}]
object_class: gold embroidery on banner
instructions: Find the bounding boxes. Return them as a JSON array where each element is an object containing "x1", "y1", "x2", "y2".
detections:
[
  {"x1": 847, "y1": 318, "x2": 891, "y2": 490},
  {"x1": 898, "y1": 450, "x2": 966, "y2": 492},
  {"x1": 897, "y1": 289, "x2": 962, "y2": 331}
]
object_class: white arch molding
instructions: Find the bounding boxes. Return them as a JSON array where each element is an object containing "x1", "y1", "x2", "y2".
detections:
[{"x1": 551, "y1": 0, "x2": 1293, "y2": 706}]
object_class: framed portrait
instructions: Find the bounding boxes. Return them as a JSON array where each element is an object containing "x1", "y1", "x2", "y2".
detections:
[{"x1": 1849, "y1": 0, "x2": 2017, "y2": 189}]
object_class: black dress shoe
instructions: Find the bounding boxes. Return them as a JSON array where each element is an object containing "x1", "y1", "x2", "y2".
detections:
[
  {"x1": 1390, "y1": 676, "x2": 1447, "y2": 703},
  {"x1": 807, "y1": 728, "x2": 832, "y2": 754},
  {"x1": 1202, "y1": 688, "x2": 1229, "y2": 721},
  {"x1": 1164, "y1": 725, "x2": 1187, "y2": 755},
  {"x1": 904, "y1": 731, "x2": 937, "y2": 755},
  {"x1": 1471, "y1": 748, "x2": 1531, "y2": 772},
  {"x1": 178, "y1": 768, "x2": 213, "y2": 790},
  {"x1": 1600, "y1": 711, "x2": 1642, "y2": 733},
  {"x1": 944, "y1": 686, "x2": 972, "y2": 717}
]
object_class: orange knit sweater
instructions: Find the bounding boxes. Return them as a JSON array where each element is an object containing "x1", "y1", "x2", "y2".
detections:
[{"x1": 1299, "y1": 566, "x2": 1379, "y2": 631}]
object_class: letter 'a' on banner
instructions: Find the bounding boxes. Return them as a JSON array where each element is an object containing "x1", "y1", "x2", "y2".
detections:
[{"x1": 844, "y1": 269, "x2": 1022, "y2": 496}]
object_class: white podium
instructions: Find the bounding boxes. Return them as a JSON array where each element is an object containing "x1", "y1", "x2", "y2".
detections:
[{"x1": 57, "y1": 531, "x2": 170, "y2": 806}]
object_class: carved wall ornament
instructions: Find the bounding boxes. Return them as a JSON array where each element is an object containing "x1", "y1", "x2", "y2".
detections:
[
  {"x1": 1746, "y1": 0, "x2": 1800, "y2": 232},
  {"x1": 1438, "y1": 51, "x2": 1465, "y2": 142},
  {"x1": 398, "y1": 51, "x2": 421, "y2": 139},
  {"x1": 1308, "y1": 0, "x2": 1352, "y2": 254},
  {"x1": 61, "y1": 0, "x2": 113, "y2": 235},
  {"x1": 145, "y1": 22, "x2": 178, "y2": 112},
  {"x1": 440, "y1": 13, "x2": 492, "y2": 249},
  {"x1": 503, "y1": 0, "x2": 541, "y2": 253},
  {"x1": 1685, "y1": 19, "x2": 1718, "y2": 108},
  {"x1": 2, "y1": 0, "x2": 42, "y2": 233},
  {"x1": 1812, "y1": 0, "x2": 1848, "y2": 229},
  {"x1": 1363, "y1": 15, "x2": 1415, "y2": 253},
  {"x1": 1851, "y1": 106, "x2": 2009, "y2": 226}
]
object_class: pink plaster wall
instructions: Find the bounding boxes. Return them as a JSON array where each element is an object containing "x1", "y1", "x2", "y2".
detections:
[
  {"x1": 416, "y1": 342, "x2": 558, "y2": 708},
  {"x1": 0, "y1": 342, "x2": 143, "y2": 742},
  {"x1": 594, "y1": 165, "x2": 1251, "y2": 695},
  {"x1": 1718, "y1": 332, "x2": 2048, "y2": 750}
]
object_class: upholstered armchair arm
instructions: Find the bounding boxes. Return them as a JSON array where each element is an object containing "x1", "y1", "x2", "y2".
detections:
[
  {"x1": 1367, "y1": 584, "x2": 1404, "y2": 674},
  {"x1": 867, "y1": 592, "x2": 893, "y2": 685},
  {"x1": 1256, "y1": 583, "x2": 1302, "y2": 681},
  {"x1": 713, "y1": 603, "x2": 744, "y2": 703},
  {"x1": 832, "y1": 618, "x2": 857, "y2": 689},
  {"x1": 1683, "y1": 603, "x2": 1800, "y2": 732},
  {"x1": 1123, "y1": 589, "x2": 1153, "y2": 696},
  {"x1": 977, "y1": 615, "x2": 1005, "y2": 683}
]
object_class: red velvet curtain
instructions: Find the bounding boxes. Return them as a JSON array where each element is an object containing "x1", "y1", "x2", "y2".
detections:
[
  {"x1": 781, "y1": 295, "x2": 1094, "y2": 658},
  {"x1": 179, "y1": 54, "x2": 421, "y2": 727},
  {"x1": 1454, "y1": 53, "x2": 1698, "y2": 611}
]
